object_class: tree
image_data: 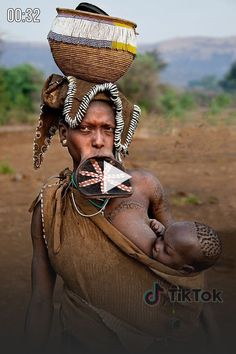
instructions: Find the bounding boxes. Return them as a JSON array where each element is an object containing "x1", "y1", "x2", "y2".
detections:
[
  {"x1": 0, "y1": 64, "x2": 44, "y2": 124},
  {"x1": 4, "y1": 64, "x2": 44, "y2": 111},
  {"x1": 0, "y1": 67, "x2": 12, "y2": 124},
  {"x1": 118, "y1": 51, "x2": 166, "y2": 112},
  {"x1": 188, "y1": 75, "x2": 220, "y2": 92},
  {"x1": 220, "y1": 61, "x2": 236, "y2": 92}
]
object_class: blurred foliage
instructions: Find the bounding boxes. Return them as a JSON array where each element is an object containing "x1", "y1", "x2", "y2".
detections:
[
  {"x1": 118, "y1": 52, "x2": 235, "y2": 127},
  {"x1": 209, "y1": 93, "x2": 232, "y2": 115},
  {"x1": 0, "y1": 64, "x2": 44, "y2": 125},
  {"x1": 171, "y1": 193, "x2": 202, "y2": 207},
  {"x1": 0, "y1": 52, "x2": 235, "y2": 128},
  {"x1": 159, "y1": 88, "x2": 196, "y2": 119},
  {"x1": 188, "y1": 75, "x2": 220, "y2": 92},
  {"x1": 118, "y1": 52, "x2": 166, "y2": 112},
  {"x1": 0, "y1": 161, "x2": 15, "y2": 174},
  {"x1": 220, "y1": 61, "x2": 236, "y2": 92}
]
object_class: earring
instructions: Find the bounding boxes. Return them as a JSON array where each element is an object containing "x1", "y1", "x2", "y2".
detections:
[{"x1": 62, "y1": 139, "x2": 67, "y2": 147}]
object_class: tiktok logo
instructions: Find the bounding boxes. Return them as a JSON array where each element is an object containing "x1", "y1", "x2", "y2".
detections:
[{"x1": 143, "y1": 282, "x2": 164, "y2": 306}]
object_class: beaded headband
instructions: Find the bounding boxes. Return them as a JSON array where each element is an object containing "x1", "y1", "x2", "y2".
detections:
[{"x1": 33, "y1": 74, "x2": 141, "y2": 169}]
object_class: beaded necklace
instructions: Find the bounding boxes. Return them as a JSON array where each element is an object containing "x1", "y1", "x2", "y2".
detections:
[{"x1": 71, "y1": 173, "x2": 109, "y2": 217}]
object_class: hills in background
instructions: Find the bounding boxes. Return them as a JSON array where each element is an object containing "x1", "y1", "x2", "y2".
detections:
[
  {"x1": 1, "y1": 36, "x2": 236, "y2": 87},
  {"x1": 140, "y1": 36, "x2": 236, "y2": 87}
]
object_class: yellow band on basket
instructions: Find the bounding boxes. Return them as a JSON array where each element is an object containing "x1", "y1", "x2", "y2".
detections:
[
  {"x1": 113, "y1": 21, "x2": 133, "y2": 29},
  {"x1": 112, "y1": 41, "x2": 137, "y2": 54}
]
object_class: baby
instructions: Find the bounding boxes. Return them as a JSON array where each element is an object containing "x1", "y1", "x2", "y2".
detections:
[
  {"x1": 149, "y1": 219, "x2": 222, "y2": 273},
  {"x1": 107, "y1": 206, "x2": 221, "y2": 273}
]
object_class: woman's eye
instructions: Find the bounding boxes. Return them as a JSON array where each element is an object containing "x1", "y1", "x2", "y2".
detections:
[
  {"x1": 105, "y1": 127, "x2": 115, "y2": 133},
  {"x1": 79, "y1": 126, "x2": 90, "y2": 132}
]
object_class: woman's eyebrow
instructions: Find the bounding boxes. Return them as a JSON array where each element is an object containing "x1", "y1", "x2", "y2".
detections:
[
  {"x1": 80, "y1": 123, "x2": 115, "y2": 128},
  {"x1": 79, "y1": 122, "x2": 91, "y2": 126},
  {"x1": 102, "y1": 123, "x2": 115, "y2": 127}
]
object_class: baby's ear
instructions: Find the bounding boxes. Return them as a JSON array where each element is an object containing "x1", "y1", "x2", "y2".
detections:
[{"x1": 179, "y1": 264, "x2": 195, "y2": 274}]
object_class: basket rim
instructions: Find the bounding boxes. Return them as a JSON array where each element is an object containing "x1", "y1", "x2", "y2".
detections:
[{"x1": 56, "y1": 8, "x2": 137, "y2": 28}]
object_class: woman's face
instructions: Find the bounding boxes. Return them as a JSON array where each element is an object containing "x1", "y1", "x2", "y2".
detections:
[{"x1": 60, "y1": 101, "x2": 116, "y2": 169}]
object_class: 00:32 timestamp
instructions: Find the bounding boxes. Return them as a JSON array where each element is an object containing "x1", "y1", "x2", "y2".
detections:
[{"x1": 7, "y1": 8, "x2": 40, "y2": 23}]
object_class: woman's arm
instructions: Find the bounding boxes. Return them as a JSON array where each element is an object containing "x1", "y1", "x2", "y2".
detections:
[
  {"x1": 24, "y1": 202, "x2": 57, "y2": 353},
  {"x1": 148, "y1": 174, "x2": 174, "y2": 228}
]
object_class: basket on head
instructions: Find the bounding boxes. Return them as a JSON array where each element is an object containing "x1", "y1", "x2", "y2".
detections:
[{"x1": 48, "y1": 8, "x2": 138, "y2": 83}]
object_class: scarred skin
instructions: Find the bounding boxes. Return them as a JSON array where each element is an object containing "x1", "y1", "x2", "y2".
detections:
[
  {"x1": 104, "y1": 175, "x2": 173, "y2": 257},
  {"x1": 25, "y1": 101, "x2": 216, "y2": 351}
]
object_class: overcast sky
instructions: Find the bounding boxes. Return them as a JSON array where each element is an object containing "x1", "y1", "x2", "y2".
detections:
[{"x1": 0, "y1": 0, "x2": 235, "y2": 44}]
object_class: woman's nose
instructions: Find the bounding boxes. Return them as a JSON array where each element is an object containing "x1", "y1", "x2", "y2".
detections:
[{"x1": 92, "y1": 130, "x2": 104, "y2": 149}]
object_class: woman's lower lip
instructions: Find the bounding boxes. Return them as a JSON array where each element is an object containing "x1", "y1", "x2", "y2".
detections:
[{"x1": 81, "y1": 154, "x2": 114, "y2": 161}]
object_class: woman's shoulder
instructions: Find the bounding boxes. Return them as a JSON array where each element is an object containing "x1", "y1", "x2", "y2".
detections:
[
  {"x1": 127, "y1": 168, "x2": 161, "y2": 186},
  {"x1": 29, "y1": 168, "x2": 72, "y2": 212}
]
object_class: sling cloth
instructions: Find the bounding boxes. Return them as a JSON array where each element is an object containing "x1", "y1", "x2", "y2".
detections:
[{"x1": 30, "y1": 169, "x2": 206, "y2": 353}]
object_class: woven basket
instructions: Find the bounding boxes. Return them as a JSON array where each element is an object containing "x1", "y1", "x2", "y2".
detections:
[{"x1": 48, "y1": 8, "x2": 137, "y2": 83}]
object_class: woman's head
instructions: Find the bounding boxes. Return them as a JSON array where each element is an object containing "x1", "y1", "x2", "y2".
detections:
[
  {"x1": 59, "y1": 101, "x2": 116, "y2": 169},
  {"x1": 33, "y1": 75, "x2": 141, "y2": 169}
]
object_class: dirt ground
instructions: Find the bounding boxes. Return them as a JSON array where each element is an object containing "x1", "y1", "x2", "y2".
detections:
[{"x1": 0, "y1": 124, "x2": 236, "y2": 352}]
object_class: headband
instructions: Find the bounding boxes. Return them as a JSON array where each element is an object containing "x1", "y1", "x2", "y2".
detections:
[{"x1": 33, "y1": 74, "x2": 141, "y2": 169}]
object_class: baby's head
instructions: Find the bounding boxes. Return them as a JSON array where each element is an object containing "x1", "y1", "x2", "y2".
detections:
[{"x1": 152, "y1": 221, "x2": 222, "y2": 273}]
